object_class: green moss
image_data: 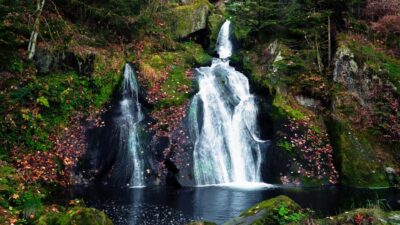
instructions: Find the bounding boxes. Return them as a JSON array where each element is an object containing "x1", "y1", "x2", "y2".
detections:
[
  {"x1": 93, "y1": 71, "x2": 122, "y2": 108},
  {"x1": 343, "y1": 37, "x2": 400, "y2": 94},
  {"x1": 226, "y1": 195, "x2": 306, "y2": 225},
  {"x1": 158, "y1": 65, "x2": 190, "y2": 108},
  {"x1": 180, "y1": 42, "x2": 212, "y2": 65},
  {"x1": 1, "y1": 62, "x2": 123, "y2": 153},
  {"x1": 165, "y1": 0, "x2": 211, "y2": 39},
  {"x1": 277, "y1": 139, "x2": 294, "y2": 156},
  {"x1": 139, "y1": 41, "x2": 210, "y2": 108},
  {"x1": 326, "y1": 119, "x2": 389, "y2": 188},
  {"x1": 272, "y1": 94, "x2": 306, "y2": 121},
  {"x1": 36, "y1": 207, "x2": 113, "y2": 225},
  {"x1": 317, "y1": 208, "x2": 389, "y2": 225}
]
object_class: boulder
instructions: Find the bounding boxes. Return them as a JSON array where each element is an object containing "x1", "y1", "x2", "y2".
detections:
[
  {"x1": 223, "y1": 195, "x2": 306, "y2": 225},
  {"x1": 34, "y1": 49, "x2": 96, "y2": 76},
  {"x1": 167, "y1": 0, "x2": 210, "y2": 39},
  {"x1": 36, "y1": 207, "x2": 113, "y2": 225}
]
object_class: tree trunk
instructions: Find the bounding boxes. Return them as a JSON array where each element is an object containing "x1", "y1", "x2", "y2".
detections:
[
  {"x1": 315, "y1": 33, "x2": 323, "y2": 75},
  {"x1": 328, "y1": 15, "x2": 331, "y2": 66},
  {"x1": 28, "y1": 0, "x2": 46, "y2": 60}
]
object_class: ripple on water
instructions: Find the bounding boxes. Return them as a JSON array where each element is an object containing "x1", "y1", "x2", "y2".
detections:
[{"x1": 100, "y1": 201, "x2": 202, "y2": 225}]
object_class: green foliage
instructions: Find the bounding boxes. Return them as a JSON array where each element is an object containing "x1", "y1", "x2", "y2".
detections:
[
  {"x1": 37, "y1": 96, "x2": 50, "y2": 108},
  {"x1": 0, "y1": 162, "x2": 47, "y2": 224},
  {"x1": 10, "y1": 58, "x2": 24, "y2": 73},
  {"x1": 277, "y1": 139, "x2": 294, "y2": 156},
  {"x1": 36, "y1": 206, "x2": 113, "y2": 225},
  {"x1": 273, "y1": 203, "x2": 305, "y2": 225},
  {"x1": 1, "y1": 65, "x2": 123, "y2": 154},
  {"x1": 239, "y1": 195, "x2": 306, "y2": 225}
]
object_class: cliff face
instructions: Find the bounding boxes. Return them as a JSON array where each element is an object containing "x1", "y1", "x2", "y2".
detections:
[{"x1": 328, "y1": 37, "x2": 400, "y2": 188}]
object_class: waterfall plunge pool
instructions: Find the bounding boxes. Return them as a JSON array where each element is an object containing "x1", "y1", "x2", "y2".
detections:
[{"x1": 71, "y1": 185, "x2": 400, "y2": 225}]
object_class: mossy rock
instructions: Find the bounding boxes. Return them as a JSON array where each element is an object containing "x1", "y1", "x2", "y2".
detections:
[
  {"x1": 317, "y1": 208, "x2": 394, "y2": 225},
  {"x1": 36, "y1": 207, "x2": 113, "y2": 225},
  {"x1": 326, "y1": 119, "x2": 389, "y2": 188},
  {"x1": 138, "y1": 41, "x2": 210, "y2": 108},
  {"x1": 223, "y1": 195, "x2": 307, "y2": 225},
  {"x1": 166, "y1": 0, "x2": 211, "y2": 39}
]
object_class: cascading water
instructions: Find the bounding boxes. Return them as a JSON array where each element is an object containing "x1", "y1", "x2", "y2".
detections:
[
  {"x1": 189, "y1": 20, "x2": 267, "y2": 186},
  {"x1": 117, "y1": 64, "x2": 145, "y2": 187},
  {"x1": 216, "y1": 20, "x2": 233, "y2": 59}
]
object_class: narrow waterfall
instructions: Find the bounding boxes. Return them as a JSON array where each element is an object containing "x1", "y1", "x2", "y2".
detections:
[
  {"x1": 117, "y1": 64, "x2": 145, "y2": 187},
  {"x1": 216, "y1": 20, "x2": 233, "y2": 59},
  {"x1": 189, "y1": 20, "x2": 265, "y2": 186}
]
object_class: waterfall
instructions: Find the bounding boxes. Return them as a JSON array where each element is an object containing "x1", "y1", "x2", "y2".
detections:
[
  {"x1": 216, "y1": 20, "x2": 233, "y2": 59},
  {"x1": 116, "y1": 64, "x2": 145, "y2": 187},
  {"x1": 189, "y1": 20, "x2": 266, "y2": 186}
]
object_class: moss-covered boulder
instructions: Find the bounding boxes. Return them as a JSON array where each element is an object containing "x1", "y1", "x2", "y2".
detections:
[
  {"x1": 317, "y1": 208, "x2": 399, "y2": 225},
  {"x1": 36, "y1": 207, "x2": 113, "y2": 225},
  {"x1": 166, "y1": 0, "x2": 211, "y2": 39},
  {"x1": 223, "y1": 195, "x2": 307, "y2": 225}
]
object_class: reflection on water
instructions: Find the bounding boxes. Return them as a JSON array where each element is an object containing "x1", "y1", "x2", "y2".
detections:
[{"x1": 71, "y1": 185, "x2": 400, "y2": 225}]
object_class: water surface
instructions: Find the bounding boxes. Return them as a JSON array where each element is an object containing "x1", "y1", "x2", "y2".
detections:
[{"x1": 72, "y1": 185, "x2": 400, "y2": 225}]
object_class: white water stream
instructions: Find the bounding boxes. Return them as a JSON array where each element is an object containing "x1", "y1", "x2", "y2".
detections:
[{"x1": 189, "y1": 20, "x2": 266, "y2": 186}]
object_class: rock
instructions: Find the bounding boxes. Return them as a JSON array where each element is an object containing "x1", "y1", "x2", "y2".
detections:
[
  {"x1": 167, "y1": 0, "x2": 210, "y2": 39},
  {"x1": 386, "y1": 167, "x2": 396, "y2": 174},
  {"x1": 326, "y1": 119, "x2": 389, "y2": 188},
  {"x1": 36, "y1": 207, "x2": 113, "y2": 225},
  {"x1": 34, "y1": 49, "x2": 96, "y2": 76},
  {"x1": 333, "y1": 45, "x2": 359, "y2": 86},
  {"x1": 317, "y1": 208, "x2": 396, "y2": 225},
  {"x1": 295, "y1": 95, "x2": 320, "y2": 109},
  {"x1": 223, "y1": 195, "x2": 306, "y2": 225}
]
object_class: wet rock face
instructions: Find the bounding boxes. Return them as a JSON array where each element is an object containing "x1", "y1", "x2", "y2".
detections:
[{"x1": 34, "y1": 49, "x2": 96, "y2": 76}]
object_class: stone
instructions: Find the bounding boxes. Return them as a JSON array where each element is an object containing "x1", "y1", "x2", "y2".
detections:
[
  {"x1": 223, "y1": 195, "x2": 305, "y2": 225},
  {"x1": 167, "y1": 0, "x2": 210, "y2": 39},
  {"x1": 34, "y1": 49, "x2": 96, "y2": 76}
]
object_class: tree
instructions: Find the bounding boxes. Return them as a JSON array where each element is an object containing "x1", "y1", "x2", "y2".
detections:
[{"x1": 28, "y1": 0, "x2": 46, "y2": 60}]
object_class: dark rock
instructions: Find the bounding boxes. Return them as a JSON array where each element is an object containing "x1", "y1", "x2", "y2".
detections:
[{"x1": 34, "y1": 49, "x2": 96, "y2": 76}]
